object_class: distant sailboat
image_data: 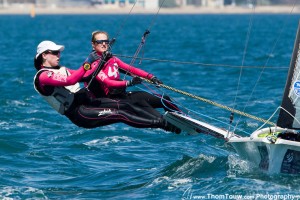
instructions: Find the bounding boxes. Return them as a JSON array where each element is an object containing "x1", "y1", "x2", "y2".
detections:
[{"x1": 30, "y1": 4, "x2": 35, "y2": 18}]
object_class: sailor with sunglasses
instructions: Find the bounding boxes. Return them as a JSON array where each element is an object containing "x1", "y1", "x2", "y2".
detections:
[
  {"x1": 81, "y1": 31, "x2": 181, "y2": 133},
  {"x1": 33, "y1": 40, "x2": 179, "y2": 132}
]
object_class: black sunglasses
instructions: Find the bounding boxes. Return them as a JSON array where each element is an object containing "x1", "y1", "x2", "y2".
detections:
[
  {"x1": 45, "y1": 50, "x2": 60, "y2": 55},
  {"x1": 94, "y1": 40, "x2": 109, "y2": 44}
]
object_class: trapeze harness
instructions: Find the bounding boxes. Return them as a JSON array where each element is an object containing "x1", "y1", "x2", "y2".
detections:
[
  {"x1": 33, "y1": 67, "x2": 80, "y2": 115},
  {"x1": 33, "y1": 66, "x2": 165, "y2": 129}
]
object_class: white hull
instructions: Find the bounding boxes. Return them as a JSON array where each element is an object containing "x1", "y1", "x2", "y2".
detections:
[
  {"x1": 228, "y1": 127, "x2": 300, "y2": 174},
  {"x1": 165, "y1": 112, "x2": 300, "y2": 174}
]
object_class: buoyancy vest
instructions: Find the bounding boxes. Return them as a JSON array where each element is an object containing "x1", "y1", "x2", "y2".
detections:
[{"x1": 33, "y1": 67, "x2": 81, "y2": 115}]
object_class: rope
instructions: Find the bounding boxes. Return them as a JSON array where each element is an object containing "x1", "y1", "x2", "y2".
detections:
[{"x1": 142, "y1": 79, "x2": 276, "y2": 126}]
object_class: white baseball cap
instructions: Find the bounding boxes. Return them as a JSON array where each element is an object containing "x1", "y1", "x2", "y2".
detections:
[{"x1": 36, "y1": 40, "x2": 65, "y2": 58}]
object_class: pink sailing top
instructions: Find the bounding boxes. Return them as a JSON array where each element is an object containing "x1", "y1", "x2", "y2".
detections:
[
  {"x1": 84, "y1": 56, "x2": 153, "y2": 96},
  {"x1": 38, "y1": 66, "x2": 86, "y2": 88}
]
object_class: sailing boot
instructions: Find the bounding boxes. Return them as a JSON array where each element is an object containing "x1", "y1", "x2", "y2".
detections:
[
  {"x1": 153, "y1": 117, "x2": 181, "y2": 134},
  {"x1": 165, "y1": 121, "x2": 181, "y2": 134}
]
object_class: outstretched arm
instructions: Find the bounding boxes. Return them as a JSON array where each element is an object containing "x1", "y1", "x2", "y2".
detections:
[
  {"x1": 39, "y1": 66, "x2": 88, "y2": 87},
  {"x1": 116, "y1": 57, "x2": 153, "y2": 79},
  {"x1": 116, "y1": 57, "x2": 163, "y2": 85}
]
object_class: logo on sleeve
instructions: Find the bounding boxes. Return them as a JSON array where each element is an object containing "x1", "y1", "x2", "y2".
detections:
[{"x1": 47, "y1": 71, "x2": 53, "y2": 77}]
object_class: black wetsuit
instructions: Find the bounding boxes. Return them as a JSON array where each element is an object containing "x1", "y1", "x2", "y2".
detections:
[
  {"x1": 108, "y1": 91, "x2": 179, "y2": 118},
  {"x1": 65, "y1": 95, "x2": 164, "y2": 129}
]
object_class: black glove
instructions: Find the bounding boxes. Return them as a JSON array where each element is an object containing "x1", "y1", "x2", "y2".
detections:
[
  {"x1": 151, "y1": 76, "x2": 163, "y2": 85},
  {"x1": 126, "y1": 76, "x2": 142, "y2": 87}
]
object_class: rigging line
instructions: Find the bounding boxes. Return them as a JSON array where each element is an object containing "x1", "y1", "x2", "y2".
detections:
[
  {"x1": 114, "y1": 54, "x2": 288, "y2": 69},
  {"x1": 131, "y1": 0, "x2": 165, "y2": 65},
  {"x1": 234, "y1": 2, "x2": 297, "y2": 130},
  {"x1": 232, "y1": 0, "x2": 256, "y2": 108},
  {"x1": 113, "y1": 0, "x2": 138, "y2": 39},
  {"x1": 190, "y1": 110, "x2": 250, "y2": 136},
  {"x1": 254, "y1": 107, "x2": 281, "y2": 133},
  {"x1": 122, "y1": 0, "x2": 165, "y2": 79},
  {"x1": 121, "y1": 29, "x2": 150, "y2": 80},
  {"x1": 118, "y1": 1, "x2": 182, "y2": 113},
  {"x1": 278, "y1": 106, "x2": 300, "y2": 128},
  {"x1": 141, "y1": 78, "x2": 275, "y2": 126},
  {"x1": 135, "y1": 82, "x2": 184, "y2": 112},
  {"x1": 228, "y1": 0, "x2": 256, "y2": 133},
  {"x1": 131, "y1": 0, "x2": 166, "y2": 64},
  {"x1": 147, "y1": 0, "x2": 166, "y2": 31},
  {"x1": 133, "y1": 83, "x2": 250, "y2": 135},
  {"x1": 129, "y1": 30, "x2": 150, "y2": 67},
  {"x1": 135, "y1": 78, "x2": 254, "y2": 135},
  {"x1": 135, "y1": 83, "x2": 190, "y2": 114}
]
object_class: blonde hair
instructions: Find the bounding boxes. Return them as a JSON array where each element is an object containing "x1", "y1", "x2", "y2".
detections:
[{"x1": 91, "y1": 31, "x2": 109, "y2": 43}]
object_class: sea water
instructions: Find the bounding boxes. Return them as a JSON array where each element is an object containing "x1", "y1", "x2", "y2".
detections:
[{"x1": 0, "y1": 13, "x2": 300, "y2": 199}]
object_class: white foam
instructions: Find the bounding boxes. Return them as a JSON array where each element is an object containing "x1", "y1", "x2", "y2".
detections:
[
  {"x1": 0, "y1": 121, "x2": 9, "y2": 130},
  {"x1": 9, "y1": 100, "x2": 26, "y2": 106},
  {"x1": 227, "y1": 154, "x2": 253, "y2": 177},
  {"x1": 0, "y1": 186, "x2": 48, "y2": 199},
  {"x1": 146, "y1": 176, "x2": 170, "y2": 188},
  {"x1": 84, "y1": 136, "x2": 134, "y2": 147},
  {"x1": 167, "y1": 178, "x2": 193, "y2": 189},
  {"x1": 198, "y1": 154, "x2": 216, "y2": 163},
  {"x1": 147, "y1": 176, "x2": 192, "y2": 190},
  {"x1": 136, "y1": 167, "x2": 157, "y2": 171}
]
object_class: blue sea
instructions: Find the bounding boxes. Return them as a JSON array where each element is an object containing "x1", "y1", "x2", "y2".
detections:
[{"x1": 1, "y1": 13, "x2": 300, "y2": 199}]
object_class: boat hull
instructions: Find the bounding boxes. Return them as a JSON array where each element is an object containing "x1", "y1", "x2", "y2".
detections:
[{"x1": 228, "y1": 127, "x2": 300, "y2": 174}]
